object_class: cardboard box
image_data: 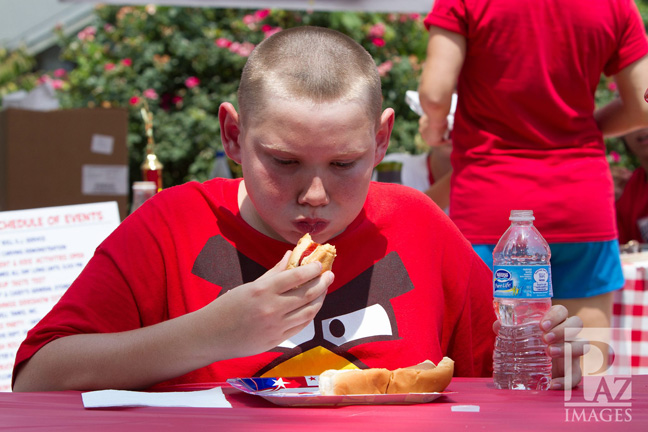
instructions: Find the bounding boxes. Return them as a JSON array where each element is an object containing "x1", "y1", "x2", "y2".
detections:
[{"x1": 0, "y1": 108, "x2": 129, "y2": 220}]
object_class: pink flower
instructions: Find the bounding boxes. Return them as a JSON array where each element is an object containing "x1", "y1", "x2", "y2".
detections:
[
  {"x1": 254, "y1": 9, "x2": 270, "y2": 20},
  {"x1": 129, "y1": 96, "x2": 140, "y2": 105},
  {"x1": 37, "y1": 75, "x2": 51, "y2": 84},
  {"x1": 610, "y1": 151, "x2": 621, "y2": 163},
  {"x1": 369, "y1": 23, "x2": 386, "y2": 39},
  {"x1": 143, "y1": 88, "x2": 158, "y2": 100},
  {"x1": 231, "y1": 41, "x2": 255, "y2": 57},
  {"x1": 230, "y1": 41, "x2": 256, "y2": 57},
  {"x1": 608, "y1": 82, "x2": 618, "y2": 92},
  {"x1": 262, "y1": 26, "x2": 282, "y2": 39},
  {"x1": 377, "y1": 60, "x2": 393, "y2": 77},
  {"x1": 215, "y1": 37, "x2": 232, "y2": 48},
  {"x1": 185, "y1": 76, "x2": 200, "y2": 89},
  {"x1": 172, "y1": 95, "x2": 183, "y2": 105},
  {"x1": 104, "y1": 63, "x2": 116, "y2": 71},
  {"x1": 104, "y1": 23, "x2": 115, "y2": 33},
  {"x1": 50, "y1": 79, "x2": 64, "y2": 90},
  {"x1": 77, "y1": 26, "x2": 96, "y2": 41},
  {"x1": 243, "y1": 14, "x2": 256, "y2": 25},
  {"x1": 409, "y1": 13, "x2": 421, "y2": 21},
  {"x1": 121, "y1": 58, "x2": 132, "y2": 67},
  {"x1": 53, "y1": 68, "x2": 67, "y2": 78},
  {"x1": 371, "y1": 37, "x2": 386, "y2": 47}
]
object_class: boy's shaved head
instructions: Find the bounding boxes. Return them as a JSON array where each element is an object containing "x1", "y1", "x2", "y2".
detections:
[{"x1": 238, "y1": 26, "x2": 383, "y2": 129}]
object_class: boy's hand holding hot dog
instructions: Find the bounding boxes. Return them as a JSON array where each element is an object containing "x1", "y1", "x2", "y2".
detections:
[
  {"x1": 206, "y1": 249, "x2": 333, "y2": 359},
  {"x1": 215, "y1": 234, "x2": 335, "y2": 358}
]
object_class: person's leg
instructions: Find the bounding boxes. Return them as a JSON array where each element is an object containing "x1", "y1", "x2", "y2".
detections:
[
  {"x1": 551, "y1": 241, "x2": 624, "y2": 372},
  {"x1": 550, "y1": 240, "x2": 623, "y2": 327},
  {"x1": 553, "y1": 293, "x2": 614, "y2": 374},
  {"x1": 552, "y1": 292, "x2": 613, "y2": 329}
]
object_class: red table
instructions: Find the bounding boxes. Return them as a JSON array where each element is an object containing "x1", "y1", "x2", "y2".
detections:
[{"x1": 1, "y1": 377, "x2": 646, "y2": 431}]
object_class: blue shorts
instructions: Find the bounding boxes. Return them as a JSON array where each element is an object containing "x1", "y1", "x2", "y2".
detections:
[{"x1": 473, "y1": 240, "x2": 625, "y2": 299}]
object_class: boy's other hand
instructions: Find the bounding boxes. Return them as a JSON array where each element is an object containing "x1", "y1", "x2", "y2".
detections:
[
  {"x1": 492, "y1": 305, "x2": 586, "y2": 390},
  {"x1": 540, "y1": 305, "x2": 586, "y2": 390}
]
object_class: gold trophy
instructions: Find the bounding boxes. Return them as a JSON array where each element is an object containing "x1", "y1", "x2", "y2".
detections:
[{"x1": 140, "y1": 104, "x2": 163, "y2": 193}]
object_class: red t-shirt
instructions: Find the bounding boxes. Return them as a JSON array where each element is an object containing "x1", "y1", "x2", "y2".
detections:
[
  {"x1": 13, "y1": 179, "x2": 495, "y2": 389},
  {"x1": 425, "y1": 0, "x2": 648, "y2": 244},
  {"x1": 616, "y1": 167, "x2": 648, "y2": 244}
]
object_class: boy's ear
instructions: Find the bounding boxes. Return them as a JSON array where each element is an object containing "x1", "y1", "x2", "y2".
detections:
[
  {"x1": 374, "y1": 108, "x2": 395, "y2": 167},
  {"x1": 219, "y1": 102, "x2": 242, "y2": 164}
]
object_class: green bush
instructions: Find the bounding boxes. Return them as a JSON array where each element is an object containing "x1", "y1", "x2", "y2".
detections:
[
  {"x1": 0, "y1": 46, "x2": 38, "y2": 103},
  {"x1": 52, "y1": 6, "x2": 428, "y2": 188},
  {"x1": 2, "y1": 3, "x2": 647, "y2": 188}
]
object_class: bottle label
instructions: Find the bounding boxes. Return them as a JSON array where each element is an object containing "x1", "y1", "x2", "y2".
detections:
[{"x1": 493, "y1": 265, "x2": 553, "y2": 298}]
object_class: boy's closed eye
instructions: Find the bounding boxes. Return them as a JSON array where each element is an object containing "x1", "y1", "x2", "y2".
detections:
[
  {"x1": 272, "y1": 157, "x2": 357, "y2": 170},
  {"x1": 273, "y1": 157, "x2": 298, "y2": 166},
  {"x1": 331, "y1": 161, "x2": 356, "y2": 169}
]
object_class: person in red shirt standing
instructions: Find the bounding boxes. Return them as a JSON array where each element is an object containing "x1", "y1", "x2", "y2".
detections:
[
  {"x1": 418, "y1": 0, "x2": 648, "y2": 331},
  {"x1": 617, "y1": 127, "x2": 648, "y2": 245}
]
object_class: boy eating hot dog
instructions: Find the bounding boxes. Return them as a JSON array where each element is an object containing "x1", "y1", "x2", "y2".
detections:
[{"x1": 12, "y1": 26, "x2": 584, "y2": 392}]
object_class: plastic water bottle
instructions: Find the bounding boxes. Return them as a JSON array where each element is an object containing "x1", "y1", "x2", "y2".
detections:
[
  {"x1": 210, "y1": 150, "x2": 232, "y2": 179},
  {"x1": 492, "y1": 210, "x2": 553, "y2": 390}
]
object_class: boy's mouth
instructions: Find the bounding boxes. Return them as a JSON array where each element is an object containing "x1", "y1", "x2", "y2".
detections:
[{"x1": 294, "y1": 219, "x2": 328, "y2": 236}]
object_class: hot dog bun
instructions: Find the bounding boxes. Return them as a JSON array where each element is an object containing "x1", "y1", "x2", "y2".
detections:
[
  {"x1": 386, "y1": 357, "x2": 454, "y2": 394},
  {"x1": 319, "y1": 368, "x2": 391, "y2": 396},
  {"x1": 319, "y1": 358, "x2": 454, "y2": 395},
  {"x1": 287, "y1": 233, "x2": 336, "y2": 273}
]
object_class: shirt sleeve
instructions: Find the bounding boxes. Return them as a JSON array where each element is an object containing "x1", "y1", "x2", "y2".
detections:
[
  {"x1": 604, "y1": 0, "x2": 648, "y2": 76},
  {"x1": 423, "y1": 0, "x2": 469, "y2": 36}
]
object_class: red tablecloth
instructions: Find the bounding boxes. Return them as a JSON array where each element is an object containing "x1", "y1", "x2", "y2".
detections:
[
  {"x1": 612, "y1": 255, "x2": 648, "y2": 375},
  {"x1": 1, "y1": 377, "x2": 647, "y2": 431}
]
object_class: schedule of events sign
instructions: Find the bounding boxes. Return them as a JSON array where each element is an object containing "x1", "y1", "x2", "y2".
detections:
[{"x1": 0, "y1": 202, "x2": 120, "y2": 391}]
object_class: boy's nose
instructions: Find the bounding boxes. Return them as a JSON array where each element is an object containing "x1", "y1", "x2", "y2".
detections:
[{"x1": 299, "y1": 176, "x2": 330, "y2": 207}]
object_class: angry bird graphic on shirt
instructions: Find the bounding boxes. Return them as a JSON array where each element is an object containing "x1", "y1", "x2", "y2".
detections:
[{"x1": 192, "y1": 235, "x2": 414, "y2": 376}]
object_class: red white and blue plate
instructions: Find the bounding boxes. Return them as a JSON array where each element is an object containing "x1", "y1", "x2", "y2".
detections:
[{"x1": 226, "y1": 376, "x2": 453, "y2": 407}]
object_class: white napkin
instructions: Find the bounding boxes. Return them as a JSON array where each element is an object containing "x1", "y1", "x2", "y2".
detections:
[{"x1": 82, "y1": 386, "x2": 232, "y2": 409}]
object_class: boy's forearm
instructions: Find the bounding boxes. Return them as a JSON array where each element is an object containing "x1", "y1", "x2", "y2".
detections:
[{"x1": 13, "y1": 310, "x2": 216, "y2": 391}]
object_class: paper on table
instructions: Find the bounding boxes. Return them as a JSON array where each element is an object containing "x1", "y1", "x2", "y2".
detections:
[{"x1": 82, "y1": 386, "x2": 232, "y2": 409}]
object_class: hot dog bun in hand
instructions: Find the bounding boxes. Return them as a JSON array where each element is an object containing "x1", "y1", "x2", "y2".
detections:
[
  {"x1": 287, "y1": 233, "x2": 336, "y2": 273},
  {"x1": 319, "y1": 357, "x2": 454, "y2": 395}
]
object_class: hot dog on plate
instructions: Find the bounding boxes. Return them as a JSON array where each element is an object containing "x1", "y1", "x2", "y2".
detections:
[{"x1": 319, "y1": 357, "x2": 454, "y2": 395}]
